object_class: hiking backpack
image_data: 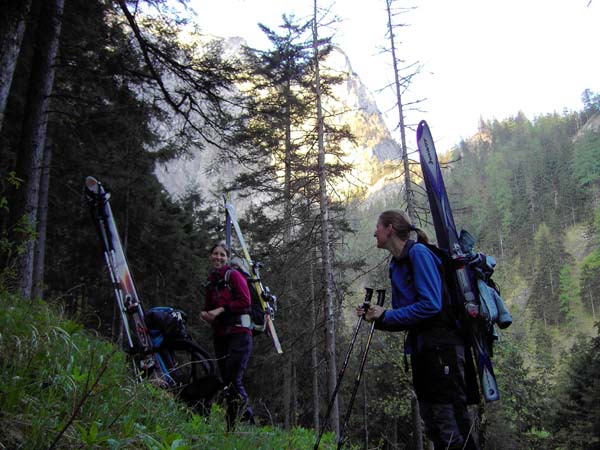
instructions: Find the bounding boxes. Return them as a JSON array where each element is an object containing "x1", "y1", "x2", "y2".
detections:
[
  {"x1": 223, "y1": 265, "x2": 268, "y2": 334},
  {"x1": 407, "y1": 233, "x2": 512, "y2": 346},
  {"x1": 145, "y1": 306, "x2": 189, "y2": 346}
]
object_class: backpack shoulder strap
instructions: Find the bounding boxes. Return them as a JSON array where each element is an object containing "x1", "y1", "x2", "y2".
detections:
[
  {"x1": 403, "y1": 240, "x2": 436, "y2": 275},
  {"x1": 224, "y1": 269, "x2": 232, "y2": 284},
  {"x1": 406, "y1": 242, "x2": 457, "y2": 316},
  {"x1": 390, "y1": 240, "x2": 416, "y2": 277}
]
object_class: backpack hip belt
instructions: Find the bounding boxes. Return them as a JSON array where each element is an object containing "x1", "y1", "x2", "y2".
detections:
[{"x1": 234, "y1": 313, "x2": 252, "y2": 329}]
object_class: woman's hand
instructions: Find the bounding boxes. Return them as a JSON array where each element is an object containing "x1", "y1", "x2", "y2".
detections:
[
  {"x1": 201, "y1": 307, "x2": 225, "y2": 324},
  {"x1": 356, "y1": 303, "x2": 385, "y2": 323}
]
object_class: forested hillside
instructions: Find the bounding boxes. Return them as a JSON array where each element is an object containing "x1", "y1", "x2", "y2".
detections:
[
  {"x1": 429, "y1": 108, "x2": 600, "y2": 449},
  {"x1": 335, "y1": 104, "x2": 600, "y2": 449},
  {"x1": 1, "y1": 0, "x2": 600, "y2": 449}
]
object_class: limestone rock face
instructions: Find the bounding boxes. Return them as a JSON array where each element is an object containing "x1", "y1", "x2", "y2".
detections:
[{"x1": 154, "y1": 37, "x2": 404, "y2": 205}]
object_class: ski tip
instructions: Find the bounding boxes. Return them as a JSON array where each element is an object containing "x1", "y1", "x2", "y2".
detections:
[
  {"x1": 416, "y1": 120, "x2": 429, "y2": 142},
  {"x1": 85, "y1": 176, "x2": 99, "y2": 192},
  {"x1": 483, "y1": 387, "x2": 500, "y2": 402}
]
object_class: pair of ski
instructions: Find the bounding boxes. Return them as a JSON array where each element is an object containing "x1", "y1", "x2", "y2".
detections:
[
  {"x1": 84, "y1": 176, "x2": 161, "y2": 381},
  {"x1": 224, "y1": 198, "x2": 283, "y2": 354},
  {"x1": 85, "y1": 177, "x2": 218, "y2": 397},
  {"x1": 416, "y1": 121, "x2": 499, "y2": 402}
]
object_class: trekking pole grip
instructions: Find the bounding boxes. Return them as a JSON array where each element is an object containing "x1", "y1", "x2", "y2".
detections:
[
  {"x1": 376, "y1": 289, "x2": 386, "y2": 307},
  {"x1": 363, "y1": 287, "x2": 374, "y2": 308}
]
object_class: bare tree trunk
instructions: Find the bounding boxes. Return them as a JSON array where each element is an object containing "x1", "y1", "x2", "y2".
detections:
[
  {"x1": 0, "y1": 0, "x2": 32, "y2": 130},
  {"x1": 310, "y1": 253, "x2": 321, "y2": 433},
  {"x1": 292, "y1": 356, "x2": 298, "y2": 427},
  {"x1": 588, "y1": 288, "x2": 597, "y2": 322},
  {"x1": 411, "y1": 391, "x2": 424, "y2": 450},
  {"x1": 32, "y1": 140, "x2": 51, "y2": 299},
  {"x1": 284, "y1": 354, "x2": 292, "y2": 429},
  {"x1": 283, "y1": 83, "x2": 293, "y2": 431},
  {"x1": 313, "y1": 0, "x2": 339, "y2": 438},
  {"x1": 385, "y1": 0, "x2": 416, "y2": 220},
  {"x1": 16, "y1": 0, "x2": 65, "y2": 299}
]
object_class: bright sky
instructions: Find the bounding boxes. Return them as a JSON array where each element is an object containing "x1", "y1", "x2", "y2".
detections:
[{"x1": 189, "y1": 0, "x2": 600, "y2": 151}]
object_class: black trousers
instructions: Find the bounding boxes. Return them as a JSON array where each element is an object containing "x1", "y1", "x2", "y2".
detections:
[
  {"x1": 411, "y1": 344, "x2": 480, "y2": 450},
  {"x1": 214, "y1": 333, "x2": 253, "y2": 424}
]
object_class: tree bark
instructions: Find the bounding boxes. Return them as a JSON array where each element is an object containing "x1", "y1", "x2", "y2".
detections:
[
  {"x1": 32, "y1": 140, "x2": 51, "y2": 299},
  {"x1": 588, "y1": 288, "x2": 597, "y2": 322},
  {"x1": 283, "y1": 79, "x2": 294, "y2": 431},
  {"x1": 16, "y1": 0, "x2": 65, "y2": 299},
  {"x1": 313, "y1": 0, "x2": 339, "y2": 438},
  {"x1": 310, "y1": 252, "x2": 321, "y2": 433},
  {"x1": 0, "y1": 0, "x2": 32, "y2": 130},
  {"x1": 411, "y1": 391, "x2": 424, "y2": 450}
]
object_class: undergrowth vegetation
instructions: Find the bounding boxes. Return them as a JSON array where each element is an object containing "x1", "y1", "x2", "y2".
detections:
[{"x1": 0, "y1": 292, "x2": 335, "y2": 449}]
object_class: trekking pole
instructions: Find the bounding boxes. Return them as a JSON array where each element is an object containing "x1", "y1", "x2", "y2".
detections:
[
  {"x1": 313, "y1": 287, "x2": 374, "y2": 450},
  {"x1": 336, "y1": 289, "x2": 386, "y2": 450}
]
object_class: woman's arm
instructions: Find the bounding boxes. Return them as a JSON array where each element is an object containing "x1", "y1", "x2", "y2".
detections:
[
  {"x1": 373, "y1": 245, "x2": 443, "y2": 329},
  {"x1": 201, "y1": 283, "x2": 222, "y2": 323}
]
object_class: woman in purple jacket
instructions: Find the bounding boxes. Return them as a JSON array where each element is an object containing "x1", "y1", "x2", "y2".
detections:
[
  {"x1": 358, "y1": 210, "x2": 479, "y2": 450},
  {"x1": 202, "y1": 241, "x2": 254, "y2": 427}
]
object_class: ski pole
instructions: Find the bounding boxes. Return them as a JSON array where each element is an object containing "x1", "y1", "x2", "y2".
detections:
[
  {"x1": 337, "y1": 288, "x2": 386, "y2": 450},
  {"x1": 313, "y1": 287, "x2": 374, "y2": 450}
]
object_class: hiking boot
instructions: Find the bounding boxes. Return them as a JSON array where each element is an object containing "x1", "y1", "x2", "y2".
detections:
[{"x1": 240, "y1": 407, "x2": 255, "y2": 425}]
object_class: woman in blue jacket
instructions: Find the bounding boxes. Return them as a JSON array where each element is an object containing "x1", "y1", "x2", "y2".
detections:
[{"x1": 358, "y1": 210, "x2": 479, "y2": 450}]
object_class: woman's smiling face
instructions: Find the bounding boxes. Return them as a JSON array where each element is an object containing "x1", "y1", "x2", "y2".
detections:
[{"x1": 210, "y1": 245, "x2": 228, "y2": 269}]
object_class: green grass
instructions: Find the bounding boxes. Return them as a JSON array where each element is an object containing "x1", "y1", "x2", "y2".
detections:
[{"x1": 0, "y1": 292, "x2": 336, "y2": 449}]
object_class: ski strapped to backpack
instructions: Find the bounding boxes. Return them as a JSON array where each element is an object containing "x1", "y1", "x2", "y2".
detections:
[
  {"x1": 416, "y1": 121, "x2": 512, "y2": 402},
  {"x1": 224, "y1": 197, "x2": 283, "y2": 354},
  {"x1": 404, "y1": 237, "x2": 513, "y2": 343},
  {"x1": 84, "y1": 176, "x2": 158, "y2": 379},
  {"x1": 85, "y1": 177, "x2": 218, "y2": 392}
]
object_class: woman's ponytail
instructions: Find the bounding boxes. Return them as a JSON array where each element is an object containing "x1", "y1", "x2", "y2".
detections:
[
  {"x1": 412, "y1": 226, "x2": 430, "y2": 245},
  {"x1": 379, "y1": 210, "x2": 430, "y2": 244}
]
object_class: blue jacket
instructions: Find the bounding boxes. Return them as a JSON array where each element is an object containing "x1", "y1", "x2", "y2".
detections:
[{"x1": 377, "y1": 240, "x2": 443, "y2": 332}]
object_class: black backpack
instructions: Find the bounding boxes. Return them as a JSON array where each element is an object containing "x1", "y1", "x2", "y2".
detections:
[
  {"x1": 405, "y1": 238, "x2": 512, "y2": 344},
  {"x1": 145, "y1": 306, "x2": 188, "y2": 345},
  {"x1": 223, "y1": 267, "x2": 267, "y2": 334}
]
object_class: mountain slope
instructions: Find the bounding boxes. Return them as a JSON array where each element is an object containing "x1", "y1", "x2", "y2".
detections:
[{"x1": 154, "y1": 38, "x2": 403, "y2": 204}]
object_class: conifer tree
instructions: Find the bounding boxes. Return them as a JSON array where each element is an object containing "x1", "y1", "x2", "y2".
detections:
[
  {"x1": 225, "y1": 6, "x2": 355, "y2": 433},
  {"x1": 551, "y1": 328, "x2": 600, "y2": 450},
  {"x1": 227, "y1": 14, "x2": 315, "y2": 428},
  {"x1": 12, "y1": 0, "x2": 65, "y2": 299},
  {"x1": 0, "y1": 0, "x2": 32, "y2": 130},
  {"x1": 558, "y1": 264, "x2": 577, "y2": 325},
  {"x1": 312, "y1": 1, "x2": 338, "y2": 432},
  {"x1": 528, "y1": 223, "x2": 567, "y2": 326},
  {"x1": 1, "y1": 0, "x2": 240, "y2": 302}
]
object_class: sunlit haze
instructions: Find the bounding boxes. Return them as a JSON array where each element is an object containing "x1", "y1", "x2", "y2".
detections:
[{"x1": 189, "y1": 0, "x2": 600, "y2": 151}]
